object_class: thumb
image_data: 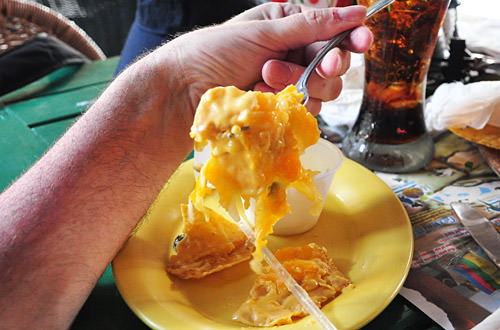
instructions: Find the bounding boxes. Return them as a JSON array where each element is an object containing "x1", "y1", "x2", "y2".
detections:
[{"x1": 265, "y1": 5, "x2": 367, "y2": 50}]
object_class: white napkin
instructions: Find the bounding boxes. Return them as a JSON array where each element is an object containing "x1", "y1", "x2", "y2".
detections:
[{"x1": 425, "y1": 81, "x2": 500, "y2": 132}]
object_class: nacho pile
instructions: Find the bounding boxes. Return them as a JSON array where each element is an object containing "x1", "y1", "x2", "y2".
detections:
[{"x1": 166, "y1": 85, "x2": 349, "y2": 327}]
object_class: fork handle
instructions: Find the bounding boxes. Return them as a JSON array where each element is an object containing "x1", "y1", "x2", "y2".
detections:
[
  {"x1": 296, "y1": 0, "x2": 395, "y2": 104},
  {"x1": 296, "y1": 29, "x2": 351, "y2": 104}
]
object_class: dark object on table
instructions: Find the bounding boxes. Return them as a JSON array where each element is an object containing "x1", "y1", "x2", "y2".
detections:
[
  {"x1": 426, "y1": 0, "x2": 500, "y2": 96},
  {"x1": 428, "y1": 39, "x2": 500, "y2": 96},
  {"x1": 0, "y1": 33, "x2": 88, "y2": 96},
  {"x1": 0, "y1": 0, "x2": 107, "y2": 96},
  {"x1": 443, "y1": 38, "x2": 468, "y2": 82}
]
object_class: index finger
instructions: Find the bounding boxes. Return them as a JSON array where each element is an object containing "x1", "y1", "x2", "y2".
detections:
[
  {"x1": 263, "y1": 5, "x2": 368, "y2": 50},
  {"x1": 307, "y1": 25, "x2": 372, "y2": 77}
]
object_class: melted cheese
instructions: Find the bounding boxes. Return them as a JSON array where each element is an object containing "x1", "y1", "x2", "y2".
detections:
[
  {"x1": 167, "y1": 85, "x2": 350, "y2": 326},
  {"x1": 233, "y1": 243, "x2": 351, "y2": 326},
  {"x1": 190, "y1": 85, "x2": 322, "y2": 264},
  {"x1": 167, "y1": 203, "x2": 253, "y2": 279}
]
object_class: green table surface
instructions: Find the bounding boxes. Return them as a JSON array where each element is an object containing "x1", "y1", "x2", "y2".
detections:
[{"x1": 0, "y1": 58, "x2": 439, "y2": 330}]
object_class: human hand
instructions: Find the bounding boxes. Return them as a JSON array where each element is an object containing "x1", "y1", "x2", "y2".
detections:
[{"x1": 156, "y1": 3, "x2": 372, "y2": 115}]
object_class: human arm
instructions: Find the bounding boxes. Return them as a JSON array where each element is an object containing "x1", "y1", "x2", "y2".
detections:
[
  {"x1": 0, "y1": 58, "x2": 192, "y2": 329},
  {"x1": 0, "y1": 4, "x2": 372, "y2": 329}
]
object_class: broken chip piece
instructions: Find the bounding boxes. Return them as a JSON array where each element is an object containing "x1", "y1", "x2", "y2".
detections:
[
  {"x1": 166, "y1": 203, "x2": 253, "y2": 279},
  {"x1": 233, "y1": 243, "x2": 351, "y2": 326}
]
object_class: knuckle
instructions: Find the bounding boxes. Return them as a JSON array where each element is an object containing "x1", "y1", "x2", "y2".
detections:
[
  {"x1": 303, "y1": 9, "x2": 330, "y2": 28},
  {"x1": 303, "y1": 9, "x2": 320, "y2": 24}
]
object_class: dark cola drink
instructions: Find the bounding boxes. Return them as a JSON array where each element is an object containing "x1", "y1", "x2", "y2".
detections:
[{"x1": 343, "y1": 0, "x2": 450, "y2": 172}]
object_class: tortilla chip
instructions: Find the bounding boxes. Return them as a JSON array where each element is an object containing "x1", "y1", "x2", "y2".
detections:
[
  {"x1": 167, "y1": 203, "x2": 253, "y2": 279},
  {"x1": 233, "y1": 243, "x2": 351, "y2": 327},
  {"x1": 448, "y1": 124, "x2": 500, "y2": 150}
]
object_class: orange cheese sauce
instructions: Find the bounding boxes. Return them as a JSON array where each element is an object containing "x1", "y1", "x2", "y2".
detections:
[
  {"x1": 233, "y1": 243, "x2": 351, "y2": 326},
  {"x1": 189, "y1": 85, "x2": 322, "y2": 261},
  {"x1": 167, "y1": 86, "x2": 351, "y2": 327},
  {"x1": 167, "y1": 203, "x2": 253, "y2": 279}
]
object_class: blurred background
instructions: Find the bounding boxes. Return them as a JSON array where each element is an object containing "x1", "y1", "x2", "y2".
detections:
[
  {"x1": 34, "y1": 0, "x2": 136, "y2": 57},
  {"x1": 31, "y1": 0, "x2": 499, "y2": 59}
]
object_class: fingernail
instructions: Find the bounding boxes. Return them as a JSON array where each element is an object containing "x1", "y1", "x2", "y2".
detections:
[{"x1": 336, "y1": 5, "x2": 366, "y2": 21}]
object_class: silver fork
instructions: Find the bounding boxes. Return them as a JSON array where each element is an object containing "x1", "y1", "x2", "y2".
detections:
[{"x1": 296, "y1": 0, "x2": 395, "y2": 104}]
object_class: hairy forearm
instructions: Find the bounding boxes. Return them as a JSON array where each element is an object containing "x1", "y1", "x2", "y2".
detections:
[{"x1": 0, "y1": 46, "x2": 192, "y2": 328}]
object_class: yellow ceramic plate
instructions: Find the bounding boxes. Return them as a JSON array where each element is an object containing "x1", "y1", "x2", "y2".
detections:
[{"x1": 113, "y1": 158, "x2": 413, "y2": 330}]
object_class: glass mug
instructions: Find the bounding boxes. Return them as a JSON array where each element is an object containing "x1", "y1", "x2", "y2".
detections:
[{"x1": 342, "y1": 0, "x2": 450, "y2": 172}]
